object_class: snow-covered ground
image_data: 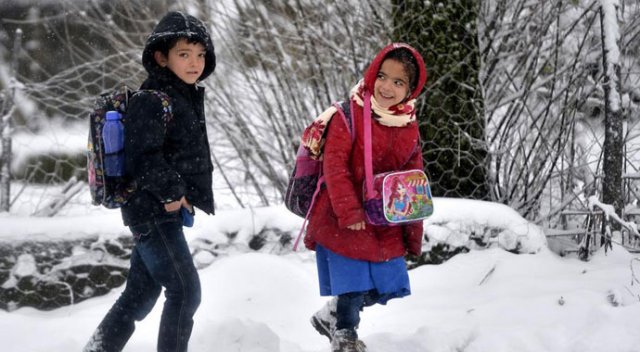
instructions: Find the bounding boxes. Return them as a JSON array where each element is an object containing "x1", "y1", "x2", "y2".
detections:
[{"x1": 1, "y1": 197, "x2": 640, "y2": 352}]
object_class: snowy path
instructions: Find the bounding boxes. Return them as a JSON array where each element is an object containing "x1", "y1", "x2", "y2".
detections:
[{"x1": 2, "y1": 246, "x2": 640, "y2": 352}]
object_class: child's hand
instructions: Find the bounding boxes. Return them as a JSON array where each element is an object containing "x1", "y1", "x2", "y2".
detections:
[
  {"x1": 164, "y1": 196, "x2": 190, "y2": 213},
  {"x1": 180, "y1": 197, "x2": 193, "y2": 213},
  {"x1": 164, "y1": 200, "x2": 181, "y2": 212},
  {"x1": 347, "y1": 221, "x2": 366, "y2": 231}
]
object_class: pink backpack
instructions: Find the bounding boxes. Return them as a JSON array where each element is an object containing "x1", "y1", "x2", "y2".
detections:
[{"x1": 284, "y1": 101, "x2": 354, "y2": 249}]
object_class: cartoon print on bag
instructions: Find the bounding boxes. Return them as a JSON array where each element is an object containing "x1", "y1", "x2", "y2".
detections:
[{"x1": 386, "y1": 178, "x2": 412, "y2": 221}]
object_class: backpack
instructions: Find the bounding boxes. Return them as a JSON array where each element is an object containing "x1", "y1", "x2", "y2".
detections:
[
  {"x1": 87, "y1": 88, "x2": 172, "y2": 209},
  {"x1": 285, "y1": 100, "x2": 355, "y2": 249}
]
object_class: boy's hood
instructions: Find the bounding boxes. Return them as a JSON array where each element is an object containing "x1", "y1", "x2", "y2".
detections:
[
  {"x1": 362, "y1": 43, "x2": 427, "y2": 101},
  {"x1": 142, "y1": 11, "x2": 216, "y2": 81}
]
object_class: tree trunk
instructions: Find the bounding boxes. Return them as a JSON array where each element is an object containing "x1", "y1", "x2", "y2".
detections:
[
  {"x1": 599, "y1": 1, "x2": 623, "y2": 232},
  {"x1": 0, "y1": 29, "x2": 21, "y2": 212},
  {"x1": 392, "y1": 0, "x2": 489, "y2": 199}
]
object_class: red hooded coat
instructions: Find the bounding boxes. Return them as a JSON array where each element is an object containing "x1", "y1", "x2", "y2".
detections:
[{"x1": 304, "y1": 43, "x2": 428, "y2": 262}]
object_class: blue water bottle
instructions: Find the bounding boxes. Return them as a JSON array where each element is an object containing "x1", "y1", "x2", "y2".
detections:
[{"x1": 102, "y1": 111, "x2": 125, "y2": 177}]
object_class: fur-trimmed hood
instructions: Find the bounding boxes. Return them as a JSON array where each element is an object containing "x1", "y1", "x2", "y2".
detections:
[{"x1": 142, "y1": 11, "x2": 216, "y2": 81}]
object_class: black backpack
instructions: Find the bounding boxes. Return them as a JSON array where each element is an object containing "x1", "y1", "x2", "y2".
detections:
[{"x1": 87, "y1": 88, "x2": 172, "y2": 208}]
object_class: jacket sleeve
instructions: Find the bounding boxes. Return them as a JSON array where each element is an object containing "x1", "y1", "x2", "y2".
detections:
[
  {"x1": 403, "y1": 136, "x2": 425, "y2": 256},
  {"x1": 125, "y1": 92, "x2": 185, "y2": 204},
  {"x1": 322, "y1": 113, "x2": 365, "y2": 228}
]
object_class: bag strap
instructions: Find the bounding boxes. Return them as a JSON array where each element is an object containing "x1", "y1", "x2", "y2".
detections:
[
  {"x1": 363, "y1": 91, "x2": 421, "y2": 201},
  {"x1": 292, "y1": 174, "x2": 326, "y2": 251},
  {"x1": 363, "y1": 91, "x2": 375, "y2": 199}
]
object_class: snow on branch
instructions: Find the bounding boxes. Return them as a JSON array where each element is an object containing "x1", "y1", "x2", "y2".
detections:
[{"x1": 588, "y1": 195, "x2": 639, "y2": 238}]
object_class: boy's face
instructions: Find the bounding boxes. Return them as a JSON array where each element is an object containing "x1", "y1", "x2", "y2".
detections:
[
  {"x1": 155, "y1": 38, "x2": 206, "y2": 84},
  {"x1": 374, "y1": 58, "x2": 410, "y2": 109}
]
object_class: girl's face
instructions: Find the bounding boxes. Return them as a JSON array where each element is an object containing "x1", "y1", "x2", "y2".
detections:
[
  {"x1": 396, "y1": 182, "x2": 407, "y2": 196},
  {"x1": 374, "y1": 58, "x2": 411, "y2": 109},
  {"x1": 155, "y1": 38, "x2": 206, "y2": 84}
]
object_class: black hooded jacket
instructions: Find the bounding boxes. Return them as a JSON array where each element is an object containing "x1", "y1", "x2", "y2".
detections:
[{"x1": 121, "y1": 11, "x2": 215, "y2": 226}]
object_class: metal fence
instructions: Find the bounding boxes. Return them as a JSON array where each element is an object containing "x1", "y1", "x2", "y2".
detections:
[{"x1": 0, "y1": 0, "x2": 638, "y2": 227}]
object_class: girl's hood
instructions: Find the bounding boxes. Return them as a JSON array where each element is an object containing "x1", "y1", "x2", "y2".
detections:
[{"x1": 362, "y1": 43, "x2": 427, "y2": 101}]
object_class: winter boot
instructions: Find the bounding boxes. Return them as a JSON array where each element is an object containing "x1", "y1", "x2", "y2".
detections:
[
  {"x1": 310, "y1": 297, "x2": 338, "y2": 341},
  {"x1": 331, "y1": 329, "x2": 367, "y2": 352}
]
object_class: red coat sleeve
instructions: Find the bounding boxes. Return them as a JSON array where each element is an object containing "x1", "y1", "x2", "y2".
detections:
[
  {"x1": 322, "y1": 114, "x2": 365, "y2": 228},
  {"x1": 403, "y1": 138, "x2": 425, "y2": 256}
]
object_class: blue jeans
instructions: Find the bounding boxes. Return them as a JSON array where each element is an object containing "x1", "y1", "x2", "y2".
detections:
[
  {"x1": 84, "y1": 213, "x2": 201, "y2": 352},
  {"x1": 336, "y1": 290, "x2": 393, "y2": 331}
]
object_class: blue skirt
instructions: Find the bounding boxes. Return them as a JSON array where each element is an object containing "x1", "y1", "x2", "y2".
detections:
[{"x1": 315, "y1": 245, "x2": 411, "y2": 304}]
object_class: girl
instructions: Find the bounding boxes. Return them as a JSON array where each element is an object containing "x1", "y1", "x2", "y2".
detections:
[{"x1": 304, "y1": 43, "x2": 427, "y2": 352}]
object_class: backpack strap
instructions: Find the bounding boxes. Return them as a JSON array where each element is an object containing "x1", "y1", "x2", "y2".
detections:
[
  {"x1": 334, "y1": 100, "x2": 355, "y2": 140},
  {"x1": 292, "y1": 174, "x2": 326, "y2": 251},
  {"x1": 131, "y1": 90, "x2": 173, "y2": 127}
]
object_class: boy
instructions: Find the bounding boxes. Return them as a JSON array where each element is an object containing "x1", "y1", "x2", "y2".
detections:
[{"x1": 84, "y1": 11, "x2": 216, "y2": 352}]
